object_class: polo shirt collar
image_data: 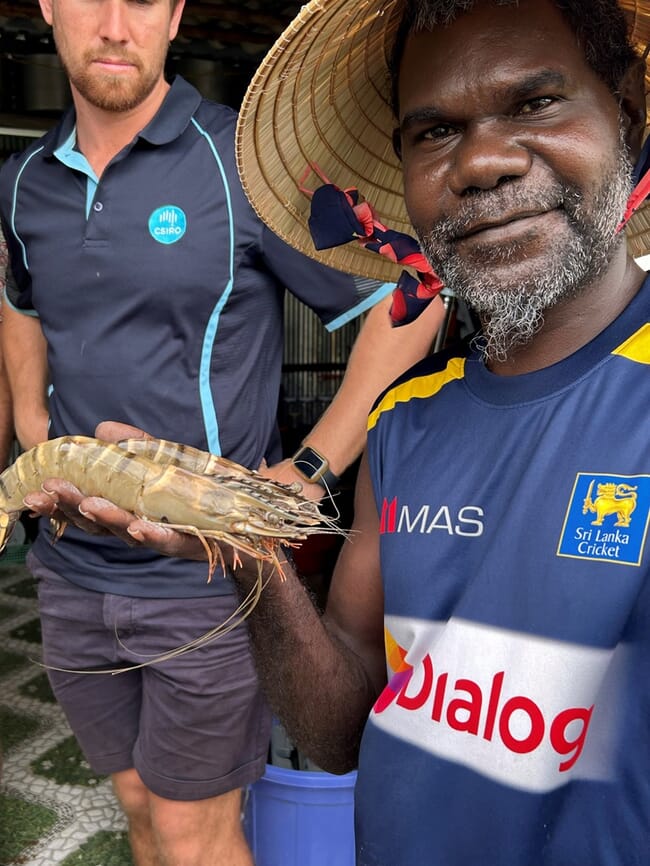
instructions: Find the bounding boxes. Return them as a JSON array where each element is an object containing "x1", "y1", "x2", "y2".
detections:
[
  {"x1": 138, "y1": 75, "x2": 203, "y2": 145},
  {"x1": 44, "y1": 75, "x2": 203, "y2": 157},
  {"x1": 44, "y1": 107, "x2": 76, "y2": 158}
]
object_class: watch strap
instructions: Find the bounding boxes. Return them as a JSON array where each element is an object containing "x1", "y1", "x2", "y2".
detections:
[{"x1": 312, "y1": 466, "x2": 340, "y2": 491}]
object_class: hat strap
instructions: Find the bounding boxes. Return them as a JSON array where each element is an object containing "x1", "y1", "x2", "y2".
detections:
[{"x1": 299, "y1": 164, "x2": 444, "y2": 326}]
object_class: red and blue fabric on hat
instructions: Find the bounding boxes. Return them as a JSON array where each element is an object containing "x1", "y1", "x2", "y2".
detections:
[
  {"x1": 619, "y1": 137, "x2": 650, "y2": 231},
  {"x1": 299, "y1": 166, "x2": 444, "y2": 326},
  {"x1": 298, "y1": 148, "x2": 650, "y2": 326}
]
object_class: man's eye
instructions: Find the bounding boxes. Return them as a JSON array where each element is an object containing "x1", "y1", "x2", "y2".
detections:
[
  {"x1": 422, "y1": 124, "x2": 456, "y2": 141},
  {"x1": 519, "y1": 97, "x2": 556, "y2": 115}
]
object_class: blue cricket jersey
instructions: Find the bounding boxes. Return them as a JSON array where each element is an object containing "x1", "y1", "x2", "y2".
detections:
[{"x1": 361, "y1": 279, "x2": 650, "y2": 865}]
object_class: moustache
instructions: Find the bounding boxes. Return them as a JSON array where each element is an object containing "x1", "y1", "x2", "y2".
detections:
[
  {"x1": 84, "y1": 51, "x2": 142, "y2": 70},
  {"x1": 432, "y1": 182, "x2": 581, "y2": 243}
]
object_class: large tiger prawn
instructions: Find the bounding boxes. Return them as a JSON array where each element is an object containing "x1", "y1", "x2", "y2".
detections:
[{"x1": 0, "y1": 435, "x2": 345, "y2": 671}]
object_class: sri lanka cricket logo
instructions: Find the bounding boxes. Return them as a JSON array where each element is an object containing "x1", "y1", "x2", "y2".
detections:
[{"x1": 558, "y1": 473, "x2": 650, "y2": 566}]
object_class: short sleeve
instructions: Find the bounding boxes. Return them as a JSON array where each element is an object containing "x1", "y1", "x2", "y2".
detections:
[{"x1": 0, "y1": 214, "x2": 34, "y2": 314}]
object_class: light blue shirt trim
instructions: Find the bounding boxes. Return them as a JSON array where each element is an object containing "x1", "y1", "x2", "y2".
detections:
[
  {"x1": 2, "y1": 286, "x2": 39, "y2": 316},
  {"x1": 53, "y1": 128, "x2": 99, "y2": 218},
  {"x1": 11, "y1": 147, "x2": 45, "y2": 272},
  {"x1": 325, "y1": 281, "x2": 395, "y2": 332},
  {"x1": 190, "y1": 117, "x2": 236, "y2": 455}
]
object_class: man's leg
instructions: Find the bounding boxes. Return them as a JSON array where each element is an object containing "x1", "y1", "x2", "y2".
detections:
[
  {"x1": 113, "y1": 768, "x2": 254, "y2": 866},
  {"x1": 150, "y1": 787, "x2": 252, "y2": 866},
  {"x1": 34, "y1": 554, "x2": 270, "y2": 866},
  {"x1": 112, "y1": 769, "x2": 159, "y2": 866},
  {"x1": 125, "y1": 591, "x2": 271, "y2": 866}
]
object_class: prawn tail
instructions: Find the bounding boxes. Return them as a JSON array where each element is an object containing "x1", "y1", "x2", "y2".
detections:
[{"x1": 0, "y1": 511, "x2": 22, "y2": 554}]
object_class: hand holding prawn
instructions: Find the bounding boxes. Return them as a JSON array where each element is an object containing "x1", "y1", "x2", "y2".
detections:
[
  {"x1": 21, "y1": 422, "x2": 205, "y2": 559},
  {"x1": 5, "y1": 423, "x2": 346, "y2": 672},
  {"x1": 25, "y1": 473, "x2": 211, "y2": 563},
  {"x1": 7, "y1": 422, "x2": 344, "y2": 580}
]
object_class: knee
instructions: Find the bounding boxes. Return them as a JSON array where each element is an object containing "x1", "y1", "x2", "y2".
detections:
[
  {"x1": 112, "y1": 768, "x2": 152, "y2": 823},
  {"x1": 150, "y1": 788, "x2": 250, "y2": 861}
]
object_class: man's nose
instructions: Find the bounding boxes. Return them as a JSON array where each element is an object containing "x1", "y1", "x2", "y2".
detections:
[
  {"x1": 98, "y1": 0, "x2": 130, "y2": 43},
  {"x1": 448, "y1": 120, "x2": 532, "y2": 195}
]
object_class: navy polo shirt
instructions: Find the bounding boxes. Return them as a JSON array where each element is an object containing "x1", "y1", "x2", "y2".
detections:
[{"x1": 0, "y1": 76, "x2": 392, "y2": 597}]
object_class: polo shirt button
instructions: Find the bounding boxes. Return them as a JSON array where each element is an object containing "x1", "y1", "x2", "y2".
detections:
[{"x1": 93, "y1": 201, "x2": 103, "y2": 212}]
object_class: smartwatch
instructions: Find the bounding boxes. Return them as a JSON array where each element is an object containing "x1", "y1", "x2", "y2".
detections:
[{"x1": 291, "y1": 445, "x2": 340, "y2": 491}]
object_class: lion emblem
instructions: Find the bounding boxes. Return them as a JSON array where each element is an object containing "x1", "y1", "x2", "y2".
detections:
[{"x1": 582, "y1": 481, "x2": 638, "y2": 527}]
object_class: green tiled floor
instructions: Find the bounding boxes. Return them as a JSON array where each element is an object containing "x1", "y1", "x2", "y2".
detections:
[
  {"x1": 0, "y1": 706, "x2": 43, "y2": 753},
  {"x1": 0, "y1": 792, "x2": 59, "y2": 864},
  {"x1": 59, "y1": 831, "x2": 133, "y2": 866},
  {"x1": 0, "y1": 556, "x2": 128, "y2": 865}
]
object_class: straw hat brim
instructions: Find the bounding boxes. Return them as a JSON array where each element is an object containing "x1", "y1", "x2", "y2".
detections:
[{"x1": 235, "y1": 0, "x2": 650, "y2": 280}]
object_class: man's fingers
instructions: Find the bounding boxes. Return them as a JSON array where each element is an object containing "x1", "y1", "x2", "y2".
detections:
[
  {"x1": 77, "y1": 496, "x2": 142, "y2": 545},
  {"x1": 78, "y1": 496, "x2": 133, "y2": 526},
  {"x1": 22, "y1": 474, "x2": 211, "y2": 560},
  {"x1": 24, "y1": 478, "x2": 84, "y2": 515},
  {"x1": 23, "y1": 490, "x2": 61, "y2": 518},
  {"x1": 95, "y1": 421, "x2": 150, "y2": 442},
  {"x1": 126, "y1": 520, "x2": 210, "y2": 561},
  {"x1": 23, "y1": 484, "x2": 108, "y2": 537}
]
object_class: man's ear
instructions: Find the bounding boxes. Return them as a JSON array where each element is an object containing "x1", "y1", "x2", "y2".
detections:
[
  {"x1": 619, "y1": 56, "x2": 647, "y2": 160},
  {"x1": 169, "y1": 0, "x2": 186, "y2": 42},
  {"x1": 38, "y1": 0, "x2": 53, "y2": 27}
]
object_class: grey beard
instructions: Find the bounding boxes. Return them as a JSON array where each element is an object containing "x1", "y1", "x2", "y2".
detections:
[{"x1": 415, "y1": 137, "x2": 633, "y2": 363}]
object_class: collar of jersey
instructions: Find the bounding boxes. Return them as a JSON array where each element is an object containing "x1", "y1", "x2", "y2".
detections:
[{"x1": 463, "y1": 274, "x2": 650, "y2": 406}]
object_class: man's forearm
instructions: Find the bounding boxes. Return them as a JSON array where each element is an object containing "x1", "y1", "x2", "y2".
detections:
[
  {"x1": 0, "y1": 364, "x2": 13, "y2": 471},
  {"x1": 298, "y1": 294, "x2": 445, "y2": 473},
  {"x1": 2, "y1": 305, "x2": 49, "y2": 449},
  {"x1": 236, "y1": 558, "x2": 379, "y2": 774},
  {"x1": 266, "y1": 295, "x2": 445, "y2": 495}
]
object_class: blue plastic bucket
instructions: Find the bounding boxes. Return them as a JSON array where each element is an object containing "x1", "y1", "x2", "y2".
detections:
[{"x1": 244, "y1": 763, "x2": 357, "y2": 866}]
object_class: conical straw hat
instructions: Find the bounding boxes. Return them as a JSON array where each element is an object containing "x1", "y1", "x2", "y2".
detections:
[{"x1": 236, "y1": 0, "x2": 650, "y2": 281}]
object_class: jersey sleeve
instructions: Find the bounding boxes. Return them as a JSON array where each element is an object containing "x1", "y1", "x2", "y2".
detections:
[{"x1": 261, "y1": 223, "x2": 394, "y2": 331}]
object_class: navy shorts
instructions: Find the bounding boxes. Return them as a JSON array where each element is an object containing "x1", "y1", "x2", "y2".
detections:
[{"x1": 30, "y1": 552, "x2": 272, "y2": 801}]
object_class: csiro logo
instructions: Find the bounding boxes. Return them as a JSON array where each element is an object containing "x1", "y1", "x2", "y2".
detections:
[{"x1": 148, "y1": 205, "x2": 187, "y2": 245}]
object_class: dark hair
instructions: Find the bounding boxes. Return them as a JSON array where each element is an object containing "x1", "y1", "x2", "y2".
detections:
[{"x1": 389, "y1": 0, "x2": 639, "y2": 117}]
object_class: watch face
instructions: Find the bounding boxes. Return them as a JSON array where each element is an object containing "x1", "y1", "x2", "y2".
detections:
[{"x1": 292, "y1": 446, "x2": 327, "y2": 481}]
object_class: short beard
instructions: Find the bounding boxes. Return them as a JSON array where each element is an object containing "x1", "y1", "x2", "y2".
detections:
[
  {"x1": 59, "y1": 49, "x2": 160, "y2": 113},
  {"x1": 415, "y1": 127, "x2": 634, "y2": 363}
]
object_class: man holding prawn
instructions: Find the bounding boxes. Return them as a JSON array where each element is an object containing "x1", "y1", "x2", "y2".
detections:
[
  {"x1": 0, "y1": 0, "x2": 445, "y2": 864},
  {"x1": 17, "y1": 0, "x2": 650, "y2": 862}
]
